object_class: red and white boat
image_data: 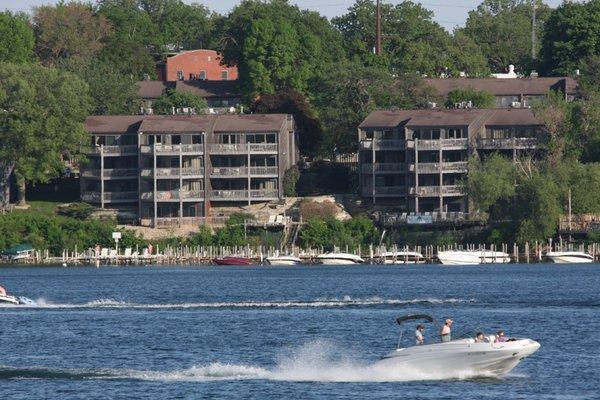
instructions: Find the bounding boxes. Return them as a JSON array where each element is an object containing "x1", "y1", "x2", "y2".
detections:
[
  {"x1": 213, "y1": 256, "x2": 254, "y2": 266},
  {"x1": 0, "y1": 285, "x2": 20, "y2": 305}
]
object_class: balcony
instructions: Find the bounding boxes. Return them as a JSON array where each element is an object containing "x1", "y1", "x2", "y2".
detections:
[
  {"x1": 410, "y1": 161, "x2": 468, "y2": 174},
  {"x1": 359, "y1": 140, "x2": 405, "y2": 151},
  {"x1": 209, "y1": 189, "x2": 279, "y2": 200},
  {"x1": 140, "y1": 190, "x2": 206, "y2": 201},
  {"x1": 361, "y1": 163, "x2": 406, "y2": 174},
  {"x1": 82, "y1": 168, "x2": 138, "y2": 179},
  {"x1": 81, "y1": 191, "x2": 101, "y2": 202},
  {"x1": 361, "y1": 186, "x2": 407, "y2": 197},
  {"x1": 103, "y1": 191, "x2": 138, "y2": 202},
  {"x1": 476, "y1": 137, "x2": 538, "y2": 149},
  {"x1": 411, "y1": 185, "x2": 464, "y2": 196},
  {"x1": 139, "y1": 144, "x2": 204, "y2": 154},
  {"x1": 210, "y1": 166, "x2": 248, "y2": 177},
  {"x1": 414, "y1": 138, "x2": 468, "y2": 150},
  {"x1": 209, "y1": 143, "x2": 278, "y2": 154},
  {"x1": 140, "y1": 167, "x2": 205, "y2": 178},
  {"x1": 249, "y1": 166, "x2": 279, "y2": 176},
  {"x1": 88, "y1": 145, "x2": 138, "y2": 156}
]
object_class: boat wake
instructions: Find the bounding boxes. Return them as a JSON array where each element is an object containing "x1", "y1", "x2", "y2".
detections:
[
  {"x1": 3, "y1": 296, "x2": 475, "y2": 310},
  {"x1": 0, "y1": 340, "x2": 501, "y2": 383}
]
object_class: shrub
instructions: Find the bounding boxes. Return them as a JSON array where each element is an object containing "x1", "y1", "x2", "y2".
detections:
[
  {"x1": 57, "y1": 202, "x2": 94, "y2": 220},
  {"x1": 299, "y1": 199, "x2": 339, "y2": 220}
]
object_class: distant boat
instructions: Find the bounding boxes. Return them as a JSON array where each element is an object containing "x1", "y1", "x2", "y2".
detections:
[
  {"x1": 213, "y1": 256, "x2": 253, "y2": 266},
  {"x1": 436, "y1": 251, "x2": 481, "y2": 265},
  {"x1": 380, "y1": 251, "x2": 425, "y2": 264},
  {"x1": 0, "y1": 243, "x2": 34, "y2": 261},
  {"x1": 316, "y1": 253, "x2": 364, "y2": 265},
  {"x1": 265, "y1": 255, "x2": 302, "y2": 266},
  {"x1": 544, "y1": 251, "x2": 594, "y2": 264}
]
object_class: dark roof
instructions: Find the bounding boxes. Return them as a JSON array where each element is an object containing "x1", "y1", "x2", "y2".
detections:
[
  {"x1": 138, "y1": 116, "x2": 216, "y2": 133},
  {"x1": 360, "y1": 108, "x2": 541, "y2": 129},
  {"x1": 136, "y1": 80, "x2": 240, "y2": 99},
  {"x1": 85, "y1": 116, "x2": 144, "y2": 133},
  {"x1": 213, "y1": 114, "x2": 288, "y2": 132},
  {"x1": 425, "y1": 77, "x2": 578, "y2": 97}
]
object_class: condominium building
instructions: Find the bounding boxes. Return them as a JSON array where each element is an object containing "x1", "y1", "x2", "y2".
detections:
[
  {"x1": 82, "y1": 114, "x2": 296, "y2": 227},
  {"x1": 358, "y1": 108, "x2": 544, "y2": 214}
]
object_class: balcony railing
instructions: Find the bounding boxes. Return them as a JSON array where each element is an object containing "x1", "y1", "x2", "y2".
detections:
[
  {"x1": 359, "y1": 140, "x2": 405, "y2": 150},
  {"x1": 250, "y1": 189, "x2": 278, "y2": 198},
  {"x1": 411, "y1": 161, "x2": 468, "y2": 174},
  {"x1": 415, "y1": 139, "x2": 468, "y2": 150},
  {"x1": 81, "y1": 191, "x2": 101, "y2": 202},
  {"x1": 476, "y1": 137, "x2": 539, "y2": 149},
  {"x1": 88, "y1": 145, "x2": 138, "y2": 155},
  {"x1": 210, "y1": 143, "x2": 278, "y2": 154},
  {"x1": 362, "y1": 186, "x2": 407, "y2": 196},
  {"x1": 209, "y1": 189, "x2": 279, "y2": 200},
  {"x1": 140, "y1": 190, "x2": 205, "y2": 201},
  {"x1": 249, "y1": 166, "x2": 279, "y2": 176},
  {"x1": 361, "y1": 163, "x2": 406, "y2": 174},
  {"x1": 211, "y1": 166, "x2": 248, "y2": 176},
  {"x1": 139, "y1": 144, "x2": 204, "y2": 154},
  {"x1": 103, "y1": 191, "x2": 138, "y2": 201},
  {"x1": 412, "y1": 185, "x2": 463, "y2": 196},
  {"x1": 182, "y1": 167, "x2": 204, "y2": 176}
]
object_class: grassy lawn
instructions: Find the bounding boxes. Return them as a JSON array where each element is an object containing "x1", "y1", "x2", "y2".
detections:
[{"x1": 25, "y1": 201, "x2": 62, "y2": 215}]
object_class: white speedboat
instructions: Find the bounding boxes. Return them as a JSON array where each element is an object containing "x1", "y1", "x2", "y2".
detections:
[
  {"x1": 0, "y1": 285, "x2": 21, "y2": 305},
  {"x1": 374, "y1": 314, "x2": 540, "y2": 377},
  {"x1": 436, "y1": 250, "x2": 481, "y2": 265},
  {"x1": 265, "y1": 255, "x2": 302, "y2": 266},
  {"x1": 545, "y1": 251, "x2": 594, "y2": 264},
  {"x1": 380, "y1": 251, "x2": 425, "y2": 264},
  {"x1": 316, "y1": 253, "x2": 364, "y2": 265},
  {"x1": 480, "y1": 250, "x2": 511, "y2": 264}
]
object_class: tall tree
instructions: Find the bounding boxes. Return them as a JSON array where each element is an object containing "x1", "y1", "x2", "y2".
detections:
[
  {"x1": 0, "y1": 12, "x2": 35, "y2": 64},
  {"x1": 0, "y1": 63, "x2": 92, "y2": 205},
  {"x1": 152, "y1": 89, "x2": 207, "y2": 114},
  {"x1": 33, "y1": 2, "x2": 113, "y2": 65},
  {"x1": 464, "y1": 0, "x2": 551, "y2": 73},
  {"x1": 539, "y1": 0, "x2": 600, "y2": 75}
]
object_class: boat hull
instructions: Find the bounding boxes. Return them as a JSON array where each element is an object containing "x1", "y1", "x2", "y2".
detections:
[
  {"x1": 545, "y1": 252, "x2": 594, "y2": 264},
  {"x1": 213, "y1": 257, "x2": 253, "y2": 266},
  {"x1": 317, "y1": 253, "x2": 364, "y2": 265},
  {"x1": 266, "y1": 257, "x2": 302, "y2": 266},
  {"x1": 0, "y1": 294, "x2": 20, "y2": 305},
  {"x1": 375, "y1": 339, "x2": 540, "y2": 378},
  {"x1": 317, "y1": 258, "x2": 363, "y2": 265},
  {"x1": 437, "y1": 251, "x2": 481, "y2": 265}
]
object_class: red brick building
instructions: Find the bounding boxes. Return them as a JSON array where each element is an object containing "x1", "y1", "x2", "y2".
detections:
[{"x1": 156, "y1": 49, "x2": 239, "y2": 82}]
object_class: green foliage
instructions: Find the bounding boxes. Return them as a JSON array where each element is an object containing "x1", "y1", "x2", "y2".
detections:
[
  {"x1": 0, "y1": 62, "x2": 92, "y2": 204},
  {"x1": 540, "y1": 0, "x2": 600, "y2": 75},
  {"x1": 153, "y1": 88, "x2": 208, "y2": 114},
  {"x1": 466, "y1": 154, "x2": 516, "y2": 216},
  {"x1": 299, "y1": 216, "x2": 379, "y2": 251},
  {"x1": 57, "y1": 202, "x2": 94, "y2": 220},
  {"x1": 283, "y1": 166, "x2": 299, "y2": 197},
  {"x1": 0, "y1": 12, "x2": 35, "y2": 64},
  {"x1": 464, "y1": 0, "x2": 551, "y2": 73},
  {"x1": 445, "y1": 88, "x2": 496, "y2": 108},
  {"x1": 447, "y1": 30, "x2": 491, "y2": 77}
]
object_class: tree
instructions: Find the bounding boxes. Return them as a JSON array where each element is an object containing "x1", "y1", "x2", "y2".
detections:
[
  {"x1": 311, "y1": 61, "x2": 431, "y2": 155},
  {"x1": 152, "y1": 88, "x2": 207, "y2": 114},
  {"x1": 445, "y1": 88, "x2": 496, "y2": 108},
  {"x1": 251, "y1": 89, "x2": 322, "y2": 157},
  {"x1": 0, "y1": 63, "x2": 92, "y2": 205},
  {"x1": 540, "y1": 0, "x2": 600, "y2": 75},
  {"x1": 466, "y1": 154, "x2": 516, "y2": 217},
  {"x1": 448, "y1": 30, "x2": 491, "y2": 77},
  {"x1": 220, "y1": 0, "x2": 345, "y2": 99},
  {"x1": 33, "y1": 2, "x2": 113, "y2": 65},
  {"x1": 464, "y1": 0, "x2": 551, "y2": 73},
  {"x1": 61, "y1": 57, "x2": 140, "y2": 115},
  {"x1": 0, "y1": 12, "x2": 35, "y2": 64}
]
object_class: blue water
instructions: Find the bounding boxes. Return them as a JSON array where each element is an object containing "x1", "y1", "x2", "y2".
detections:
[{"x1": 1, "y1": 264, "x2": 599, "y2": 399}]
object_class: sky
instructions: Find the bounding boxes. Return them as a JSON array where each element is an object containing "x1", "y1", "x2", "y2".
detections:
[{"x1": 0, "y1": 0, "x2": 566, "y2": 31}]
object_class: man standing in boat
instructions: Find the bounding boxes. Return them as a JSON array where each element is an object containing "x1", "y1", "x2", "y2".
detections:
[{"x1": 440, "y1": 319, "x2": 453, "y2": 342}]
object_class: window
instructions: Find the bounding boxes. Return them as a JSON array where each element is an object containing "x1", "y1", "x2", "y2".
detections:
[
  {"x1": 192, "y1": 135, "x2": 203, "y2": 144},
  {"x1": 171, "y1": 135, "x2": 181, "y2": 145},
  {"x1": 446, "y1": 128, "x2": 464, "y2": 139},
  {"x1": 221, "y1": 70, "x2": 229, "y2": 80},
  {"x1": 199, "y1": 70, "x2": 206, "y2": 80},
  {"x1": 266, "y1": 134, "x2": 276, "y2": 143},
  {"x1": 177, "y1": 70, "x2": 184, "y2": 80},
  {"x1": 220, "y1": 134, "x2": 239, "y2": 144},
  {"x1": 105, "y1": 135, "x2": 117, "y2": 146}
]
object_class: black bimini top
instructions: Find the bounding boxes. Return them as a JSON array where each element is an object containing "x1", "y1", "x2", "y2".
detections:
[{"x1": 396, "y1": 314, "x2": 434, "y2": 325}]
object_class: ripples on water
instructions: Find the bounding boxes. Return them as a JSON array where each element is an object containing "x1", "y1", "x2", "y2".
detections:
[{"x1": 1, "y1": 264, "x2": 599, "y2": 399}]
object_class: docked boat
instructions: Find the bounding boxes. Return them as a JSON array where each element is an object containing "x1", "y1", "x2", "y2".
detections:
[
  {"x1": 436, "y1": 250, "x2": 481, "y2": 265},
  {"x1": 544, "y1": 251, "x2": 594, "y2": 264},
  {"x1": 265, "y1": 255, "x2": 302, "y2": 266},
  {"x1": 480, "y1": 250, "x2": 511, "y2": 264},
  {"x1": 213, "y1": 256, "x2": 254, "y2": 266},
  {"x1": 316, "y1": 253, "x2": 364, "y2": 265},
  {"x1": 0, "y1": 285, "x2": 21, "y2": 305},
  {"x1": 374, "y1": 314, "x2": 540, "y2": 377},
  {"x1": 380, "y1": 251, "x2": 425, "y2": 264}
]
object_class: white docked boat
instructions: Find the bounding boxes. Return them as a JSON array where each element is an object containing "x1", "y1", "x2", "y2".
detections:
[
  {"x1": 436, "y1": 250, "x2": 481, "y2": 265},
  {"x1": 316, "y1": 253, "x2": 364, "y2": 265},
  {"x1": 544, "y1": 251, "x2": 594, "y2": 264},
  {"x1": 480, "y1": 250, "x2": 511, "y2": 264},
  {"x1": 265, "y1": 255, "x2": 302, "y2": 266},
  {"x1": 374, "y1": 314, "x2": 540, "y2": 377},
  {"x1": 0, "y1": 285, "x2": 21, "y2": 305},
  {"x1": 380, "y1": 251, "x2": 425, "y2": 264}
]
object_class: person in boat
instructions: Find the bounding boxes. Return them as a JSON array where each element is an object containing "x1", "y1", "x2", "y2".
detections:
[
  {"x1": 415, "y1": 324, "x2": 425, "y2": 345},
  {"x1": 495, "y1": 329, "x2": 508, "y2": 343},
  {"x1": 440, "y1": 318, "x2": 453, "y2": 342},
  {"x1": 475, "y1": 332, "x2": 488, "y2": 343}
]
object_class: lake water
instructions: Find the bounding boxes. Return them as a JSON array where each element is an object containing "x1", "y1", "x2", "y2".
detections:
[{"x1": 1, "y1": 264, "x2": 599, "y2": 399}]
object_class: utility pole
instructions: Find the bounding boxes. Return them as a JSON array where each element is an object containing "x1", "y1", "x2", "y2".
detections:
[
  {"x1": 531, "y1": 0, "x2": 537, "y2": 60},
  {"x1": 375, "y1": 0, "x2": 382, "y2": 55}
]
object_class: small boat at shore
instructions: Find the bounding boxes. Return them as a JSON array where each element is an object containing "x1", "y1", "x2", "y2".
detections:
[
  {"x1": 265, "y1": 255, "x2": 302, "y2": 266},
  {"x1": 213, "y1": 256, "x2": 254, "y2": 266},
  {"x1": 436, "y1": 250, "x2": 481, "y2": 265},
  {"x1": 0, "y1": 285, "x2": 21, "y2": 305},
  {"x1": 380, "y1": 251, "x2": 425, "y2": 264},
  {"x1": 316, "y1": 253, "x2": 364, "y2": 265},
  {"x1": 544, "y1": 251, "x2": 594, "y2": 264}
]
